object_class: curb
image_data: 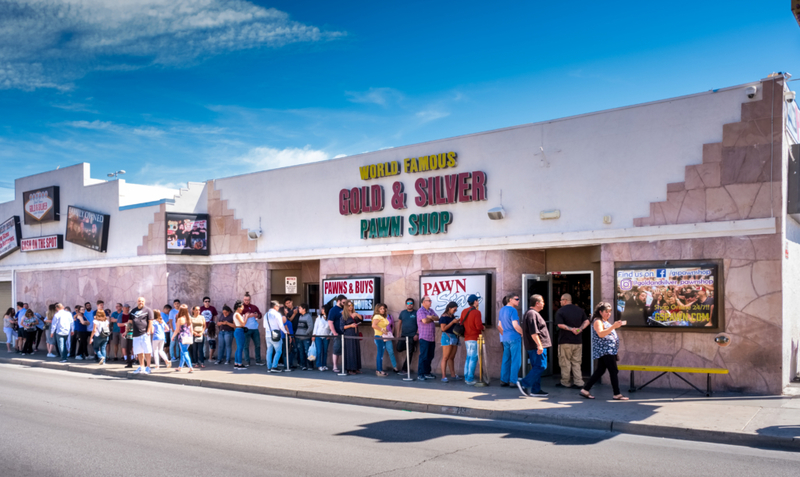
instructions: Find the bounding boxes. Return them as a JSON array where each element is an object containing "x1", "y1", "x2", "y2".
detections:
[{"x1": 3, "y1": 357, "x2": 798, "y2": 451}]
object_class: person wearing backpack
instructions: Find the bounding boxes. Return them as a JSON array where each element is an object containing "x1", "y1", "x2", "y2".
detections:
[
  {"x1": 461, "y1": 294, "x2": 485, "y2": 385},
  {"x1": 89, "y1": 310, "x2": 111, "y2": 365}
]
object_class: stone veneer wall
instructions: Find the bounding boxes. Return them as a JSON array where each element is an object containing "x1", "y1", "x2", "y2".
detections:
[
  {"x1": 320, "y1": 250, "x2": 545, "y2": 376},
  {"x1": 613, "y1": 77, "x2": 786, "y2": 394},
  {"x1": 137, "y1": 204, "x2": 166, "y2": 256},
  {"x1": 15, "y1": 264, "x2": 168, "y2": 315}
]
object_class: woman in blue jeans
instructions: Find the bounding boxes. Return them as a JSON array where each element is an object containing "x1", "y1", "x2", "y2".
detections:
[
  {"x1": 312, "y1": 308, "x2": 330, "y2": 371},
  {"x1": 265, "y1": 300, "x2": 288, "y2": 372},
  {"x1": 173, "y1": 305, "x2": 194, "y2": 373},
  {"x1": 233, "y1": 301, "x2": 247, "y2": 370},
  {"x1": 89, "y1": 310, "x2": 110, "y2": 365},
  {"x1": 216, "y1": 305, "x2": 235, "y2": 365}
]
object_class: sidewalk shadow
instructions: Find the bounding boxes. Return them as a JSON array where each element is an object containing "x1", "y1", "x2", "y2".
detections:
[
  {"x1": 336, "y1": 417, "x2": 610, "y2": 446},
  {"x1": 756, "y1": 425, "x2": 800, "y2": 438}
]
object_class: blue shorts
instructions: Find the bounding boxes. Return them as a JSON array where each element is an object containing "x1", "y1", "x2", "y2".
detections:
[{"x1": 441, "y1": 333, "x2": 459, "y2": 347}]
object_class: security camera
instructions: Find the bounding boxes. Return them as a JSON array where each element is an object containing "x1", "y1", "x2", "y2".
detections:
[
  {"x1": 745, "y1": 86, "x2": 757, "y2": 99},
  {"x1": 786, "y1": 91, "x2": 796, "y2": 103},
  {"x1": 247, "y1": 229, "x2": 262, "y2": 240}
]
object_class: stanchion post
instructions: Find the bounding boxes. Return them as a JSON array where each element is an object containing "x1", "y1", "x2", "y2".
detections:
[
  {"x1": 338, "y1": 334, "x2": 347, "y2": 376},
  {"x1": 474, "y1": 334, "x2": 487, "y2": 387},
  {"x1": 283, "y1": 336, "x2": 292, "y2": 372},
  {"x1": 403, "y1": 336, "x2": 413, "y2": 381}
]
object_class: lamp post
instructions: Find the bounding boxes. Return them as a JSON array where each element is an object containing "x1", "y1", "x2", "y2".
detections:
[{"x1": 107, "y1": 170, "x2": 126, "y2": 179}]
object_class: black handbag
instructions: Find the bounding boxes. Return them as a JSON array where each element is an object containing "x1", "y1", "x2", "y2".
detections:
[
  {"x1": 452, "y1": 310, "x2": 469, "y2": 337},
  {"x1": 266, "y1": 316, "x2": 281, "y2": 342},
  {"x1": 396, "y1": 339, "x2": 406, "y2": 352}
]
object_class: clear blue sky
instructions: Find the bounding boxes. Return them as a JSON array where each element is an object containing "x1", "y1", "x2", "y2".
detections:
[{"x1": 1, "y1": 1, "x2": 798, "y2": 202}]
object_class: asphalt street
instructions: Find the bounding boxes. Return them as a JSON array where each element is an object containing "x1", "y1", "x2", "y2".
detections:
[{"x1": 1, "y1": 364, "x2": 798, "y2": 477}]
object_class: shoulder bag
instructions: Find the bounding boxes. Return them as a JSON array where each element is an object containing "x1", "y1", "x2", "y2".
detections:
[
  {"x1": 452, "y1": 310, "x2": 469, "y2": 337},
  {"x1": 266, "y1": 315, "x2": 281, "y2": 342}
]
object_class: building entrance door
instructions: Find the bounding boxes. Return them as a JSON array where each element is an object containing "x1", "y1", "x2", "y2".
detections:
[{"x1": 549, "y1": 271, "x2": 594, "y2": 378}]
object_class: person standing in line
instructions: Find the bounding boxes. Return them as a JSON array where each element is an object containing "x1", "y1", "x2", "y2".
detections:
[
  {"x1": 15, "y1": 302, "x2": 27, "y2": 353},
  {"x1": 151, "y1": 310, "x2": 171, "y2": 369},
  {"x1": 371, "y1": 303, "x2": 396, "y2": 376},
  {"x1": 169, "y1": 299, "x2": 181, "y2": 362},
  {"x1": 342, "y1": 300, "x2": 362, "y2": 375},
  {"x1": 294, "y1": 304, "x2": 314, "y2": 370},
  {"x1": 517, "y1": 294, "x2": 551, "y2": 397},
  {"x1": 50, "y1": 303, "x2": 73, "y2": 363},
  {"x1": 265, "y1": 300, "x2": 288, "y2": 373},
  {"x1": 416, "y1": 296, "x2": 438, "y2": 381},
  {"x1": 88, "y1": 310, "x2": 111, "y2": 365},
  {"x1": 461, "y1": 295, "x2": 484, "y2": 385},
  {"x1": 241, "y1": 292, "x2": 265, "y2": 367},
  {"x1": 280, "y1": 298, "x2": 299, "y2": 367},
  {"x1": 121, "y1": 304, "x2": 134, "y2": 368},
  {"x1": 129, "y1": 297, "x2": 154, "y2": 375},
  {"x1": 33, "y1": 309, "x2": 45, "y2": 354},
  {"x1": 175, "y1": 305, "x2": 193, "y2": 373},
  {"x1": 189, "y1": 306, "x2": 207, "y2": 369},
  {"x1": 162, "y1": 304, "x2": 173, "y2": 358},
  {"x1": 71, "y1": 305, "x2": 90, "y2": 360},
  {"x1": 199, "y1": 296, "x2": 218, "y2": 362},
  {"x1": 109, "y1": 303, "x2": 123, "y2": 362},
  {"x1": 83, "y1": 301, "x2": 96, "y2": 359},
  {"x1": 21, "y1": 310, "x2": 39, "y2": 355},
  {"x1": 581, "y1": 302, "x2": 629, "y2": 400},
  {"x1": 398, "y1": 298, "x2": 418, "y2": 374},
  {"x1": 438, "y1": 301, "x2": 461, "y2": 382},
  {"x1": 313, "y1": 307, "x2": 331, "y2": 371},
  {"x1": 216, "y1": 305, "x2": 234, "y2": 365},
  {"x1": 555, "y1": 293, "x2": 589, "y2": 389},
  {"x1": 4, "y1": 307, "x2": 17, "y2": 354},
  {"x1": 498, "y1": 294, "x2": 523, "y2": 387},
  {"x1": 327, "y1": 294, "x2": 346, "y2": 373},
  {"x1": 232, "y1": 301, "x2": 247, "y2": 370},
  {"x1": 44, "y1": 304, "x2": 57, "y2": 357}
]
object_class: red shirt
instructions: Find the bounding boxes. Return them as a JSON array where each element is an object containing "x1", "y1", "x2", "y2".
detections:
[{"x1": 461, "y1": 307, "x2": 484, "y2": 341}]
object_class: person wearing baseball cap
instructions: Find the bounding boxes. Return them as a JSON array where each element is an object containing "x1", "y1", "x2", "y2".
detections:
[{"x1": 460, "y1": 294, "x2": 484, "y2": 385}]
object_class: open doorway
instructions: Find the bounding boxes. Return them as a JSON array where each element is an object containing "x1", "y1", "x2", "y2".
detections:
[{"x1": 550, "y1": 272, "x2": 593, "y2": 378}]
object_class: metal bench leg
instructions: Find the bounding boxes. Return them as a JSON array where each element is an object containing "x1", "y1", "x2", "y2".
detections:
[
  {"x1": 671, "y1": 372, "x2": 705, "y2": 395},
  {"x1": 629, "y1": 370, "x2": 636, "y2": 393},
  {"x1": 707, "y1": 373, "x2": 711, "y2": 397},
  {"x1": 635, "y1": 371, "x2": 668, "y2": 391}
]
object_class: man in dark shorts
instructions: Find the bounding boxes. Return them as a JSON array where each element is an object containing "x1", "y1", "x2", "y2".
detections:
[{"x1": 327, "y1": 295, "x2": 346, "y2": 372}]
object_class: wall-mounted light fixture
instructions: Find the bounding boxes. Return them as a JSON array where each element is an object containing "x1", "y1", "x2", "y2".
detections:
[{"x1": 540, "y1": 209, "x2": 560, "y2": 220}]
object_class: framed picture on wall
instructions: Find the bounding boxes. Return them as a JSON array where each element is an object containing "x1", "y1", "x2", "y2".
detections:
[
  {"x1": 165, "y1": 213, "x2": 210, "y2": 256},
  {"x1": 65, "y1": 206, "x2": 110, "y2": 253}
]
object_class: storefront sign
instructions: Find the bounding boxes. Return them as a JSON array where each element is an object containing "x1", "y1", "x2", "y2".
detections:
[
  {"x1": 65, "y1": 206, "x2": 110, "y2": 253},
  {"x1": 408, "y1": 211, "x2": 451, "y2": 236},
  {"x1": 21, "y1": 234, "x2": 63, "y2": 252},
  {"x1": 0, "y1": 216, "x2": 21, "y2": 259},
  {"x1": 615, "y1": 263, "x2": 719, "y2": 329},
  {"x1": 23, "y1": 186, "x2": 60, "y2": 224},
  {"x1": 285, "y1": 276, "x2": 298, "y2": 294},
  {"x1": 360, "y1": 216, "x2": 403, "y2": 239},
  {"x1": 359, "y1": 161, "x2": 401, "y2": 180},
  {"x1": 419, "y1": 273, "x2": 491, "y2": 324},
  {"x1": 322, "y1": 277, "x2": 381, "y2": 320},
  {"x1": 166, "y1": 213, "x2": 210, "y2": 256},
  {"x1": 788, "y1": 101, "x2": 800, "y2": 144}
]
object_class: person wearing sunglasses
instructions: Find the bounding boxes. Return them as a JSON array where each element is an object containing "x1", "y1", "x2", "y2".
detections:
[{"x1": 498, "y1": 294, "x2": 524, "y2": 387}]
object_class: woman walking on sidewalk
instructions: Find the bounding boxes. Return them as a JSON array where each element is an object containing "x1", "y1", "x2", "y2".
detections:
[
  {"x1": 580, "y1": 302, "x2": 628, "y2": 400},
  {"x1": 151, "y1": 310, "x2": 171, "y2": 369},
  {"x1": 89, "y1": 310, "x2": 110, "y2": 364},
  {"x1": 175, "y1": 305, "x2": 193, "y2": 373}
]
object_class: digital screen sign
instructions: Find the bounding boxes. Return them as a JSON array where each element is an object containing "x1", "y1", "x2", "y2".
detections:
[
  {"x1": 166, "y1": 213, "x2": 209, "y2": 256},
  {"x1": 65, "y1": 206, "x2": 110, "y2": 252}
]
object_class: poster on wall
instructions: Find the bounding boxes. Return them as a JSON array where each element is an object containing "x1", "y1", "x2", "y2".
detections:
[
  {"x1": 787, "y1": 100, "x2": 800, "y2": 144},
  {"x1": 0, "y1": 216, "x2": 21, "y2": 259},
  {"x1": 166, "y1": 213, "x2": 210, "y2": 256},
  {"x1": 419, "y1": 273, "x2": 492, "y2": 324},
  {"x1": 65, "y1": 206, "x2": 110, "y2": 252},
  {"x1": 285, "y1": 276, "x2": 298, "y2": 294},
  {"x1": 322, "y1": 277, "x2": 381, "y2": 321},
  {"x1": 615, "y1": 263, "x2": 719, "y2": 329},
  {"x1": 22, "y1": 186, "x2": 60, "y2": 224}
]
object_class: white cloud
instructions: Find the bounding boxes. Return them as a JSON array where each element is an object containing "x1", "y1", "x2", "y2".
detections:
[
  {"x1": 345, "y1": 87, "x2": 402, "y2": 106},
  {"x1": 64, "y1": 120, "x2": 164, "y2": 137},
  {"x1": 0, "y1": 0, "x2": 346, "y2": 90},
  {"x1": 238, "y1": 145, "x2": 330, "y2": 171},
  {"x1": 415, "y1": 109, "x2": 450, "y2": 122}
]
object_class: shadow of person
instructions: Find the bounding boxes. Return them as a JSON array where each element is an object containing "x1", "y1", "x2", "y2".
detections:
[
  {"x1": 755, "y1": 425, "x2": 800, "y2": 439},
  {"x1": 336, "y1": 417, "x2": 612, "y2": 446}
]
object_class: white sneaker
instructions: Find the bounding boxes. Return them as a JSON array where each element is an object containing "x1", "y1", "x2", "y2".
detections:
[
  {"x1": 47, "y1": 353, "x2": 55, "y2": 358},
  {"x1": 133, "y1": 367, "x2": 142, "y2": 374},
  {"x1": 144, "y1": 367, "x2": 151, "y2": 374},
  {"x1": 75, "y1": 356, "x2": 84, "y2": 360}
]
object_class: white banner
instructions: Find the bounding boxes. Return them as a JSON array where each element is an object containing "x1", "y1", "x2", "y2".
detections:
[
  {"x1": 0, "y1": 216, "x2": 20, "y2": 259},
  {"x1": 419, "y1": 274, "x2": 490, "y2": 323},
  {"x1": 323, "y1": 277, "x2": 380, "y2": 320}
]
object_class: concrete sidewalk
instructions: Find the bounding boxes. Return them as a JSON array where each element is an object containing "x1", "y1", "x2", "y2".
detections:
[{"x1": 3, "y1": 353, "x2": 800, "y2": 451}]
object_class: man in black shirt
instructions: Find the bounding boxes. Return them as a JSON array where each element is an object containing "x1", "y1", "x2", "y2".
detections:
[
  {"x1": 621, "y1": 290, "x2": 650, "y2": 326},
  {"x1": 554, "y1": 293, "x2": 589, "y2": 388},
  {"x1": 129, "y1": 296, "x2": 154, "y2": 375},
  {"x1": 398, "y1": 298, "x2": 418, "y2": 374}
]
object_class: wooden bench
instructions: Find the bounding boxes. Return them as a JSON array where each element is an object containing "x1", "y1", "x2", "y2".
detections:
[{"x1": 618, "y1": 365, "x2": 729, "y2": 396}]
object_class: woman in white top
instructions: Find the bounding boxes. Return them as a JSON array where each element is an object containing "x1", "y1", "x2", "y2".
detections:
[
  {"x1": 3, "y1": 308, "x2": 16, "y2": 353},
  {"x1": 233, "y1": 301, "x2": 247, "y2": 370},
  {"x1": 151, "y1": 310, "x2": 171, "y2": 369},
  {"x1": 265, "y1": 300, "x2": 288, "y2": 373},
  {"x1": 312, "y1": 307, "x2": 331, "y2": 371},
  {"x1": 88, "y1": 310, "x2": 110, "y2": 365}
]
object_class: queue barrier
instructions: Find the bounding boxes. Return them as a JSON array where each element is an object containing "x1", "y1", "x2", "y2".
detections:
[
  {"x1": 619, "y1": 364, "x2": 729, "y2": 396},
  {"x1": 338, "y1": 334, "x2": 414, "y2": 381}
]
